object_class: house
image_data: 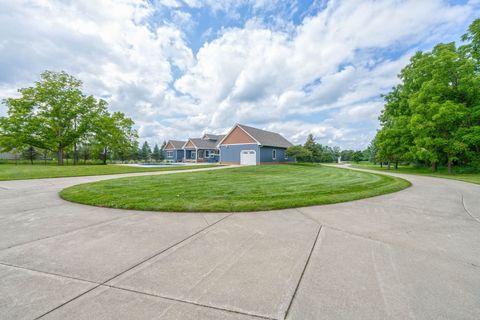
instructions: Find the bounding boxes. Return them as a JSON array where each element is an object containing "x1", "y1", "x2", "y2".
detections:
[
  {"x1": 163, "y1": 140, "x2": 186, "y2": 162},
  {"x1": 218, "y1": 124, "x2": 294, "y2": 165},
  {"x1": 182, "y1": 134, "x2": 224, "y2": 163},
  {"x1": 162, "y1": 124, "x2": 294, "y2": 165}
]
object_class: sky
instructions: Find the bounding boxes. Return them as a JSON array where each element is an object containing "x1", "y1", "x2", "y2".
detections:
[{"x1": 0, "y1": 0, "x2": 479, "y2": 149}]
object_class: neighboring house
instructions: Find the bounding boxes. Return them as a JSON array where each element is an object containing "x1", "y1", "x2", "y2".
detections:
[
  {"x1": 218, "y1": 124, "x2": 294, "y2": 165},
  {"x1": 182, "y1": 134, "x2": 224, "y2": 163},
  {"x1": 163, "y1": 140, "x2": 186, "y2": 162}
]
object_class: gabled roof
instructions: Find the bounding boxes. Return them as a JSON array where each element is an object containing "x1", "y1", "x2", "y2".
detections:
[
  {"x1": 184, "y1": 138, "x2": 219, "y2": 149},
  {"x1": 166, "y1": 140, "x2": 186, "y2": 149},
  {"x1": 219, "y1": 124, "x2": 293, "y2": 148},
  {"x1": 202, "y1": 133, "x2": 225, "y2": 141}
]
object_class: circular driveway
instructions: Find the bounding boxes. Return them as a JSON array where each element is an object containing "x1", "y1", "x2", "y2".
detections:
[{"x1": 0, "y1": 166, "x2": 479, "y2": 320}]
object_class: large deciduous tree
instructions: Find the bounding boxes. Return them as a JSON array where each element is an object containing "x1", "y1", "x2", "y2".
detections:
[
  {"x1": 1, "y1": 71, "x2": 105, "y2": 164},
  {"x1": 373, "y1": 19, "x2": 480, "y2": 173}
]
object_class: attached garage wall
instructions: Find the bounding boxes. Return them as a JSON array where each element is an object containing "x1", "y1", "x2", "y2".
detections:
[
  {"x1": 259, "y1": 147, "x2": 293, "y2": 164},
  {"x1": 219, "y1": 144, "x2": 259, "y2": 164}
]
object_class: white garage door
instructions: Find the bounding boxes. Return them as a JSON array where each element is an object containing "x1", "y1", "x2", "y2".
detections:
[{"x1": 240, "y1": 150, "x2": 256, "y2": 165}]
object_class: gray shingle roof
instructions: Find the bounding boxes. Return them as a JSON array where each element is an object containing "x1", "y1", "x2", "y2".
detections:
[
  {"x1": 238, "y1": 124, "x2": 293, "y2": 148},
  {"x1": 203, "y1": 133, "x2": 225, "y2": 141},
  {"x1": 167, "y1": 140, "x2": 186, "y2": 149},
  {"x1": 186, "y1": 138, "x2": 219, "y2": 149}
]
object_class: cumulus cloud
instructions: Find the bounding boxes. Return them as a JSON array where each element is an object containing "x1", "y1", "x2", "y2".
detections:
[{"x1": 0, "y1": 0, "x2": 479, "y2": 148}]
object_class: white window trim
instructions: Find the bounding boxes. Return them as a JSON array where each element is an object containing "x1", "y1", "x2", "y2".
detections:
[
  {"x1": 166, "y1": 151, "x2": 173, "y2": 158},
  {"x1": 272, "y1": 149, "x2": 277, "y2": 160}
]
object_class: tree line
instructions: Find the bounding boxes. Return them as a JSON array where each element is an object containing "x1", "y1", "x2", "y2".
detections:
[
  {"x1": 286, "y1": 134, "x2": 370, "y2": 163},
  {"x1": 0, "y1": 71, "x2": 139, "y2": 165},
  {"x1": 373, "y1": 19, "x2": 480, "y2": 173}
]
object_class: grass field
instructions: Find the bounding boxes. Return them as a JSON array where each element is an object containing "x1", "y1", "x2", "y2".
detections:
[
  {"x1": 60, "y1": 164, "x2": 410, "y2": 212},
  {"x1": 350, "y1": 163, "x2": 480, "y2": 185},
  {"x1": 0, "y1": 164, "x2": 216, "y2": 180}
]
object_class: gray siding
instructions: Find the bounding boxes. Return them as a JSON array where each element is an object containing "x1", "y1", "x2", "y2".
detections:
[
  {"x1": 259, "y1": 146, "x2": 293, "y2": 163},
  {"x1": 219, "y1": 144, "x2": 260, "y2": 163}
]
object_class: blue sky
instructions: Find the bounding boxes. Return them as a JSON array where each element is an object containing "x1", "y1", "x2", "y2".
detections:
[{"x1": 1, "y1": 0, "x2": 479, "y2": 149}]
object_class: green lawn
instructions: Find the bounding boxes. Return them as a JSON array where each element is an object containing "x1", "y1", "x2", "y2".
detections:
[
  {"x1": 60, "y1": 164, "x2": 410, "y2": 212},
  {"x1": 0, "y1": 164, "x2": 216, "y2": 181},
  {"x1": 351, "y1": 163, "x2": 480, "y2": 185}
]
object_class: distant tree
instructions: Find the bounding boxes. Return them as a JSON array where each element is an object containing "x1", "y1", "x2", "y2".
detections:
[
  {"x1": 303, "y1": 134, "x2": 321, "y2": 161},
  {"x1": 140, "y1": 141, "x2": 152, "y2": 162},
  {"x1": 340, "y1": 150, "x2": 354, "y2": 161},
  {"x1": 22, "y1": 145, "x2": 37, "y2": 164},
  {"x1": 286, "y1": 145, "x2": 312, "y2": 162},
  {"x1": 351, "y1": 151, "x2": 364, "y2": 163},
  {"x1": 152, "y1": 144, "x2": 162, "y2": 162}
]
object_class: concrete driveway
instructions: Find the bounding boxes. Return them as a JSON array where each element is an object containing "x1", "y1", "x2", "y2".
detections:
[{"x1": 0, "y1": 165, "x2": 479, "y2": 320}]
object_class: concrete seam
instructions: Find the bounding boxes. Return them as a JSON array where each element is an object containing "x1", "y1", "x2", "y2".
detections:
[
  {"x1": 0, "y1": 215, "x2": 128, "y2": 252},
  {"x1": 0, "y1": 261, "x2": 99, "y2": 285},
  {"x1": 106, "y1": 284, "x2": 276, "y2": 320},
  {"x1": 283, "y1": 224, "x2": 322, "y2": 320},
  {"x1": 34, "y1": 212, "x2": 235, "y2": 319}
]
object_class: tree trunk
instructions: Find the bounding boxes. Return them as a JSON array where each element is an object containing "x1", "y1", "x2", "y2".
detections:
[
  {"x1": 103, "y1": 147, "x2": 107, "y2": 165},
  {"x1": 57, "y1": 148, "x2": 64, "y2": 165},
  {"x1": 73, "y1": 143, "x2": 78, "y2": 165},
  {"x1": 394, "y1": 161, "x2": 398, "y2": 170},
  {"x1": 431, "y1": 162, "x2": 437, "y2": 172},
  {"x1": 380, "y1": 162, "x2": 383, "y2": 168},
  {"x1": 448, "y1": 159, "x2": 452, "y2": 174},
  {"x1": 387, "y1": 162, "x2": 391, "y2": 170}
]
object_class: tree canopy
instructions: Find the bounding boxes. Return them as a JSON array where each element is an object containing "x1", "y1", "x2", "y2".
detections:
[
  {"x1": 0, "y1": 71, "x2": 138, "y2": 165},
  {"x1": 374, "y1": 19, "x2": 480, "y2": 173}
]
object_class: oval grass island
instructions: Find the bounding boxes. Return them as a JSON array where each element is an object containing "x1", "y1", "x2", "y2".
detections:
[{"x1": 60, "y1": 164, "x2": 410, "y2": 212}]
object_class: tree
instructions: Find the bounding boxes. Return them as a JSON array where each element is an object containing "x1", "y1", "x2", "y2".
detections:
[
  {"x1": 351, "y1": 151, "x2": 364, "y2": 163},
  {"x1": 140, "y1": 141, "x2": 152, "y2": 162},
  {"x1": 152, "y1": 144, "x2": 162, "y2": 162},
  {"x1": 286, "y1": 145, "x2": 312, "y2": 162},
  {"x1": 22, "y1": 146, "x2": 37, "y2": 164},
  {"x1": 92, "y1": 110, "x2": 138, "y2": 165},
  {"x1": 0, "y1": 71, "x2": 106, "y2": 165},
  {"x1": 303, "y1": 134, "x2": 320, "y2": 161},
  {"x1": 372, "y1": 19, "x2": 480, "y2": 173}
]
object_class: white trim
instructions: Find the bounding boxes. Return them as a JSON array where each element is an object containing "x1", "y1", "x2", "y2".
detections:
[
  {"x1": 216, "y1": 124, "x2": 260, "y2": 146},
  {"x1": 166, "y1": 150, "x2": 174, "y2": 158},
  {"x1": 182, "y1": 139, "x2": 198, "y2": 149},
  {"x1": 218, "y1": 142, "x2": 259, "y2": 146},
  {"x1": 272, "y1": 149, "x2": 277, "y2": 160}
]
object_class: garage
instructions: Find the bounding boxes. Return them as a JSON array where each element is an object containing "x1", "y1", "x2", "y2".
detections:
[{"x1": 240, "y1": 150, "x2": 256, "y2": 165}]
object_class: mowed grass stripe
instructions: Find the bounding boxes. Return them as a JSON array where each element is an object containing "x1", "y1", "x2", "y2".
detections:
[{"x1": 60, "y1": 164, "x2": 410, "y2": 212}]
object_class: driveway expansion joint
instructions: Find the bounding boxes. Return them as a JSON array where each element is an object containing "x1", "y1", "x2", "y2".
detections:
[{"x1": 283, "y1": 224, "x2": 322, "y2": 320}]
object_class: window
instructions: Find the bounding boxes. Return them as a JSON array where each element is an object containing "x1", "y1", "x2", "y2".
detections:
[
  {"x1": 166, "y1": 151, "x2": 173, "y2": 158},
  {"x1": 191, "y1": 151, "x2": 196, "y2": 159},
  {"x1": 285, "y1": 152, "x2": 288, "y2": 160},
  {"x1": 272, "y1": 149, "x2": 277, "y2": 160},
  {"x1": 205, "y1": 150, "x2": 211, "y2": 158}
]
